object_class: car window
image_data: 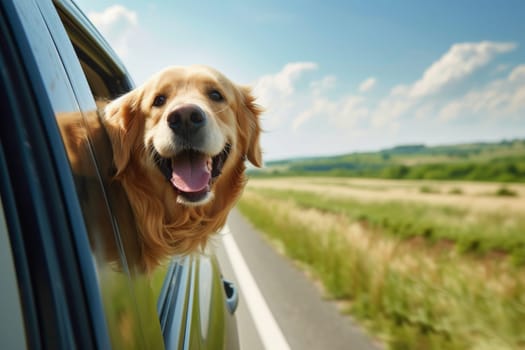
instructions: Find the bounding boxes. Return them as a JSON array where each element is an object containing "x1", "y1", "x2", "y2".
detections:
[{"x1": 30, "y1": 1, "x2": 166, "y2": 348}]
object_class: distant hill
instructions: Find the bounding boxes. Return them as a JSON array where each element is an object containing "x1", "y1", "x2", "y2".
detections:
[{"x1": 252, "y1": 139, "x2": 525, "y2": 182}]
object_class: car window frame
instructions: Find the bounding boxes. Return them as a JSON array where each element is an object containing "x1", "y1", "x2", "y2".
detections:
[{"x1": 42, "y1": 1, "x2": 169, "y2": 349}]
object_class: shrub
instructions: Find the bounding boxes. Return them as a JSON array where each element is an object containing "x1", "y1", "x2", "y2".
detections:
[
  {"x1": 448, "y1": 187, "x2": 463, "y2": 195},
  {"x1": 495, "y1": 186, "x2": 518, "y2": 197}
]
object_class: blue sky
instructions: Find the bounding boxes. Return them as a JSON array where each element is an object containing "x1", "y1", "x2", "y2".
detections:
[{"x1": 75, "y1": 0, "x2": 525, "y2": 161}]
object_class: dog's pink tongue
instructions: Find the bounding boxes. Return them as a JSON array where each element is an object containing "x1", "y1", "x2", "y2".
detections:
[{"x1": 170, "y1": 153, "x2": 211, "y2": 192}]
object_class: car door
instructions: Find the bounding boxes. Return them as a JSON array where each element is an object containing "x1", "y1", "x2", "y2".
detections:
[
  {"x1": 45, "y1": 3, "x2": 240, "y2": 349},
  {"x1": 1, "y1": 0, "x2": 240, "y2": 348},
  {"x1": 1, "y1": 0, "x2": 165, "y2": 348},
  {"x1": 33, "y1": 1, "x2": 166, "y2": 349}
]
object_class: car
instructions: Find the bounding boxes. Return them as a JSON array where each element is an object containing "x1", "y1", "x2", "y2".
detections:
[{"x1": 0, "y1": 0, "x2": 239, "y2": 349}]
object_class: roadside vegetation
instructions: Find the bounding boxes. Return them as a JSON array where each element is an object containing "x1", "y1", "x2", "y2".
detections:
[{"x1": 238, "y1": 177, "x2": 525, "y2": 349}]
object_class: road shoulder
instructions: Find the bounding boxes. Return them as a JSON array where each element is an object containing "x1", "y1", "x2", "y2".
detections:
[{"x1": 215, "y1": 208, "x2": 382, "y2": 350}]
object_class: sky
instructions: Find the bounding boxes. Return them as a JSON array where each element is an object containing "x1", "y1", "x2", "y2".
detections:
[{"x1": 75, "y1": 0, "x2": 525, "y2": 161}]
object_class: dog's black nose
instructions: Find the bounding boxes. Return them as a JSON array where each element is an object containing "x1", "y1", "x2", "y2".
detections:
[{"x1": 167, "y1": 104, "x2": 207, "y2": 135}]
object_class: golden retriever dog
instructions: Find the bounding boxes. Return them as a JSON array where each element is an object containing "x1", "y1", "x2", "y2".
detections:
[{"x1": 99, "y1": 65, "x2": 262, "y2": 271}]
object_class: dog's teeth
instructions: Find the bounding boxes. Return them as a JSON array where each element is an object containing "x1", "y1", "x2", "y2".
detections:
[{"x1": 207, "y1": 158, "x2": 212, "y2": 171}]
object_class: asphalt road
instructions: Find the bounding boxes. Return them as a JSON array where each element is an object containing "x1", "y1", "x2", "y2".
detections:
[{"x1": 215, "y1": 209, "x2": 382, "y2": 350}]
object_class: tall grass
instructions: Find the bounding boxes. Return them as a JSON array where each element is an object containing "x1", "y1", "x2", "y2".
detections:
[
  {"x1": 238, "y1": 188, "x2": 525, "y2": 349},
  {"x1": 249, "y1": 188, "x2": 525, "y2": 265}
]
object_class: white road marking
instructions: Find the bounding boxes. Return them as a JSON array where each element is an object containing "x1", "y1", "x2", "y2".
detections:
[{"x1": 220, "y1": 225, "x2": 291, "y2": 350}]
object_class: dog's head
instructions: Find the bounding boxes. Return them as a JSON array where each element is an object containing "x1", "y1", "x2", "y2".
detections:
[{"x1": 103, "y1": 65, "x2": 262, "y2": 207}]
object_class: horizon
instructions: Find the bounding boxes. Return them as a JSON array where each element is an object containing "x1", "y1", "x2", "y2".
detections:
[
  {"x1": 264, "y1": 137, "x2": 525, "y2": 163},
  {"x1": 75, "y1": 1, "x2": 525, "y2": 161}
]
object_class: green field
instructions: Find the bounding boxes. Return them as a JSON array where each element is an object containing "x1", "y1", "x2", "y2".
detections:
[
  {"x1": 238, "y1": 177, "x2": 525, "y2": 349},
  {"x1": 254, "y1": 139, "x2": 525, "y2": 182}
]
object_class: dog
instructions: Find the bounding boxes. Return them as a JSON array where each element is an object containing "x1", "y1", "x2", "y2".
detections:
[
  {"x1": 98, "y1": 65, "x2": 263, "y2": 270},
  {"x1": 55, "y1": 65, "x2": 263, "y2": 272}
]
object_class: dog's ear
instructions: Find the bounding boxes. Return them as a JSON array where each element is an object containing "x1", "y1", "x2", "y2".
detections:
[
  {"x1": 102, "y1": 89, "x2": 144, "y2": 175},
  {"x1": 238, "y1": 86, "x2": 263, "y2": 167}
]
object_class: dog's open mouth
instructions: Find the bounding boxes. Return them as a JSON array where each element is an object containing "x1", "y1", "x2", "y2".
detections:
[{"x1": 154, "y1": 144, "x2": 231, "y2": 203}]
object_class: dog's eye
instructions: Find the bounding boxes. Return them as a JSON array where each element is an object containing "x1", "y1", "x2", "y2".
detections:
[
  {"x1": 152, "y1": 95, "x2": 166, "y2": 107},
  {"x1": 208, "y1": 90, "x2": 224, "y2": 102}
]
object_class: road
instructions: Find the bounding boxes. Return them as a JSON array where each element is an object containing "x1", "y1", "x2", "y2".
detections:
[{"x1": 215, "y1": 209, "x2": 382, "y2": 350}]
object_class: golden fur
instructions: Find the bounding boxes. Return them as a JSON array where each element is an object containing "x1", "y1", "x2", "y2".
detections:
[
  {"x1": 99, "y1": 65, "x2": 262, "y2": 271},
  {"x1": 99, "y1": 66, "x2": 262, "y2": 270}
]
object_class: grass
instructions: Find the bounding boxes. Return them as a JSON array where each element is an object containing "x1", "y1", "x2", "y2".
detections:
[
  {"x1": 448, "y1": 187, "x2": 464, "y2": 195},
  {"x1": 419, "y1": 185, "x2": 440, "y2": 194},
  {"x1": 238, "y1": 182, "x2": 525, "y2": 350},
  {"x1": 246, "y1": 187, "x2": 525, "y2": 264}
]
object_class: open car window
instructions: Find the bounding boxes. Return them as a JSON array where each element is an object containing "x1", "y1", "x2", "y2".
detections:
[{"x1": 46, "y1": 2, "x2": 165, "y2": 348}]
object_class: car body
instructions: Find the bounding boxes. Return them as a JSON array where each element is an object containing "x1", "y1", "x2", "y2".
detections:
[{"x1": 0, "y1": 0, "x2": 239, "y2": 349}]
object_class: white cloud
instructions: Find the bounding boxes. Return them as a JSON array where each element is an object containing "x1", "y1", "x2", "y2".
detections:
[
  {"x1": 371, "y1": 41, "x2": 518, "y2": 128},
  {"x1": 337, "y1": 95, "x2": 369, "y2": 130},
  {"x1": 371, "y1": 95, "x2": 414, "y2": 127},
  {"x1": 88, "y1": 5, "x2": 138, "y2": 59},
  {"x1": 509, "y1": 65, "x2": 525, "y2": 81},
  {"x1": 310, "y1": 75, "x2": 337, "y2": 95},
  {"x1": 253, "y1": 62, "x2": 318, "y2": 129},
  {"x1": 292, "y1": 97, "x2": 331, "y2": 131},
  {"x1": 88, "y1": 5, "x2": 137, "y2": 28},
  {"x1": 254, "y1": 62, "x2": 317, "y2": 97},
  {"x1": 358, "y1": 77, "x2": 377, "y2": 93},
  {"x1": 252, "y1": 62, "x2": 369, "y2": 133},
  {"x1": 260, "y1": 43, "x2": 521, "y2": 134},
  {"x1": 409, "y1": 41, "x2": 517, "y2": 98},
  {"x1": 438, "y1": 64, "x2": 525, "y2": 121},
  {"x1": 254, "y1": 42, "x2": 524, "y2": 159},
  {"x1": 290, "y1": 94, "x2": 369, "y2": 135},
  {"x1": 292, "y1": 90, "x2": 369, "y2": 131}
]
